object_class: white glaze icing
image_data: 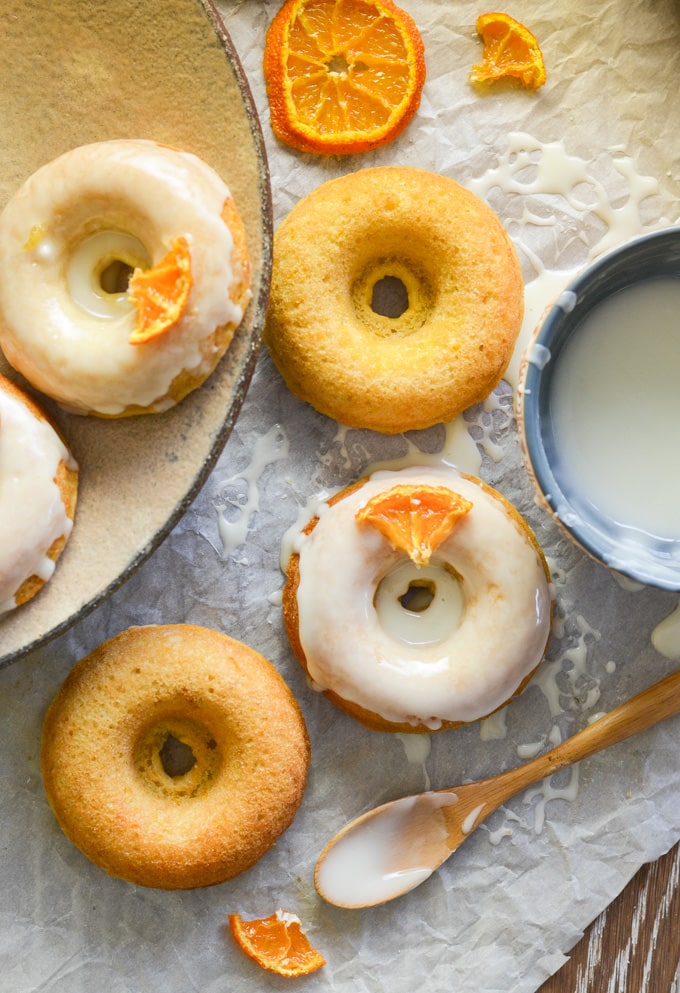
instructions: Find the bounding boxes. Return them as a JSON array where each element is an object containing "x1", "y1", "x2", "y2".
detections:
[
  {"x1": 295, "y1": 466, "x2": 552, "y2": 728},
  {"x1": 0, "y1": 384, "x2": 77, "y2": 614},
  {"x1": 550, "y1": 277, "x2": 680, "y2": 542},
  {"x1": 0, "y1": 140, "x2": 249, "y2": 415}
]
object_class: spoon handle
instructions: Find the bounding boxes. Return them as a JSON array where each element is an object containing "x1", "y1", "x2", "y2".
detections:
[{"x1": 472, "y1": 667, "x2": 680, "y2": 806}]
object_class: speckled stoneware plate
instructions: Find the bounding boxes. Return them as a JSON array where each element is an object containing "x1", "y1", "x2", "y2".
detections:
[{"x1": 0, "y1": 0, "x2": 272, "y2": 668}]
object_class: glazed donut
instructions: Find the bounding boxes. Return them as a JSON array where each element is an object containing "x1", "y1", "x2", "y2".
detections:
[
  {"x1": 41, "y1": 625, "x2": 310, "y2": 889},
  {"x1": 0, "y1": 375, "x2": 78, "y2": 615},
  {"x1": 264, "y1": 167, "x2": 523, "y2": 434},
  {"x1": 282, "y1": 465, "x2": 552, "y2": 732},
  {"x1": 0, "y1": 140, "x2": 251, "y2": 416}
]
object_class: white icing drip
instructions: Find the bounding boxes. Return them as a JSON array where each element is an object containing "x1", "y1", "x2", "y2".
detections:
[
  {"x1": 0, "y1": 387, "x2": 76, "y2": 613},
  {"x1": 479, "y1": 707, "x2": 508, "y2": 741},
  {"x1": 523, "y1": 764, "x2": 581, "y2": 835},
  {"x1": 0, "y1": 140, "x2": 247, "y2": 414},
  {"x1": 217, "y1": 424, "x2": 289, "y2": 559},
  {"x1": 651, "y1": 600, "x2": 680, "y2": 659},
  {"x1": 396, "y1": 733, "x2": 432, "y2": 790},
  {"x1": 467, "y1": 133, "x2": 661, "y2": 391}
]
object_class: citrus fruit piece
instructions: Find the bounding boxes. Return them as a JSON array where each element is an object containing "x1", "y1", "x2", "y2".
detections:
[
  {"x1": 127, "y1": 236, "x2": 193, "y2": 345},
  {"x1": 263, "y1": 0, "x2": 426, "y2": 155},
  {"x1": 356, "y1": 484, "x2": 473, "y2": 565},
  {"x1": 470, "y1": 12, "x2": 546, "y2": 89},
  {"x1": 228, "y1": 910, "x2": 326, "y2": 977}
]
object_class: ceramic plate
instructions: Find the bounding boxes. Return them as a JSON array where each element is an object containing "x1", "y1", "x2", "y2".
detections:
[{"x1": 0, "y1": 0, "x2": 272, "y2": 668}]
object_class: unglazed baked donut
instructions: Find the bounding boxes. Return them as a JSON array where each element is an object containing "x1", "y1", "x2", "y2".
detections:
[
  {"x1": 0, "y1": 375, "x2": 78, "y2": 615},
  {"x1": 283, "y1": 465, "x2": 552, "y2": 732},
  {"x1": 0, "y1": 140, "x2": 251, "y2": 416},
  {"x1": 41, "y1": 625, "x2": 310, "y2": 889},
  {"x1": 264, "y1": 167, "x2": 523, "y2": 434}
]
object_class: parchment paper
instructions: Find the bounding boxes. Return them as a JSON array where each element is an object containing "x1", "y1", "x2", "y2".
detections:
[{"x1": 2, "y1": 1, "x2": 680, "y2": 990}]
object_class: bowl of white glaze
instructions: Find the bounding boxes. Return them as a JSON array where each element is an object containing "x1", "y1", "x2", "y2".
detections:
[{"x1": 517, "y1": 227, "x2": 680, "y2": 590}]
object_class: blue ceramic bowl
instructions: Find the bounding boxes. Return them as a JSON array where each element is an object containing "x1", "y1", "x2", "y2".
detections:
[{"x1": 517, "y1": 227, "x2": 680, "y2": 590}]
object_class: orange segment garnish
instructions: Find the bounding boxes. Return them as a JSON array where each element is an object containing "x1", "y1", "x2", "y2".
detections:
[
  {"x1": 127, "y1": 236, "x2": 193, "y2": 345},
  {"x1": 228, "y1": 910, "x2": 326, "y2": 977},
  {"x1": 470, "y1": 12, "x2": 546, "y2": 89},
  {"x1": 356, "y1": 484, "x2": 473, "y2": 565},
  {"x1": 263, "y1": 0, "x2": 426, "y2": 155}
]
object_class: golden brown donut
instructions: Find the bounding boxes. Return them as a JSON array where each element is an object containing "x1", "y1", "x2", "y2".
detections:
[
  {"x1": 264, "y1": 167, "x2": 523, "y2": 434},
  {"x1": 0, "y1": 374, "x2": 78, "y2": 615},
  {"x1": 282, "y1": 466, "x2": 552, "y2": 733},
  {"x1": 41, "y1": 625, "x2": 310, "y2": 889}
]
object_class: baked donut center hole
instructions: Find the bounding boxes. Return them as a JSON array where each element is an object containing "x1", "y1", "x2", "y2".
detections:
[
  {"x1": 399, "y1": 579, "x2": 435, "y2": 612},
  {"x1": 99, "y1": 258, "x2": 135, "y2": 294},
  {"x1": 159, "y1": 733, "x2": 197, "y2": 777},
  {"x1": 371, "y1": 275, "x2": 409, "y2": 319},
  {"x1": 67, "y1": 230, "x2": 150, "y2": 320},
  {"x1": 352, "y1": 258, "x2": 432, "y2": 337},
  {"x1": 375, "y1": 560, "x2": 464, "y2": 647}
]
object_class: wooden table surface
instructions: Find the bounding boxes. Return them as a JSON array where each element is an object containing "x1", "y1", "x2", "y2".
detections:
[{"x1": 538, "y1": 841, "x2": 679, "y2": 992}]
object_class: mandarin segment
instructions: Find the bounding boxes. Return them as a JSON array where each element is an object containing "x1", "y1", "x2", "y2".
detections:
[
  {"x1": 228, "y1": 910, "x2": 326, "y2": 977},
  {"x1": 128, "y1": 236, "x2": 193, "y2": 345},
  {"x1": 470, "y1": 12, "x2": 546, "y2": 89},
  {"x1": 263, "y1": 0, "x2": 426, "y2": 155},
  {"x1": 356, "y1": 484, "x2": 473, "y2": 565}
]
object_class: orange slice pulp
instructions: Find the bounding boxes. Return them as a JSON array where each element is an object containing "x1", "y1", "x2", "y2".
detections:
[
  {"x1": 127, "y1": 236, "x2": 193, "y2": 345},
  {"x1": 356, "y1": 484, "x2": 473, "y2": 565},
  {"x1": 470, "y1": 12, "x2": 546, "y2": 89},
  {"x1": 228, "y1": 910, "x2": 326, "y2": 977},
  {"x1": 263, "y1": 0, "x2": 426, "y2": 155}
]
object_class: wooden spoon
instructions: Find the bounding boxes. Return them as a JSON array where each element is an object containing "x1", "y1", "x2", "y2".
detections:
[{"x1": 315, "y1": 668, "x2": 680, "y2": 909}]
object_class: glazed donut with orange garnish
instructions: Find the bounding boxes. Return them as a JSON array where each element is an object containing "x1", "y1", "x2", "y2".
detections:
[
  {"x1": 0, "y1": 140, "x2": 251, "y2": 416},
  {"x1": 0, "y1": 374, "x2": 78, "y2": 615},
  {"x1": 282, "y1": 465, "x2": 552, "y2": 733}
]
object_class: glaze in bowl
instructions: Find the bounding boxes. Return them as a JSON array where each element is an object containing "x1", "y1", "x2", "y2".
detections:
[{"x1": 517, "y1": 227, "x2": 680, "y2": 590}]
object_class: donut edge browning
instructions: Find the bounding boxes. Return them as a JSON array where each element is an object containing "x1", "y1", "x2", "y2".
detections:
[
  {"x1": 41, "y1": 624, "x2": 310, "y2": 889},
  {"x1": 264, "y1": 166, "x2": 524, "y2": 434},
  {"x1": 282, "y1": 474, "x2": 552, "y2": 734}
]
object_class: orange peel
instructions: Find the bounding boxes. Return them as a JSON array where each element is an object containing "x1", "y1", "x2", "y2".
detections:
[
  {"x1": 127, "y1": 236, "x2": 193, "y2": 345},
  {"x1": 356, "y1": 484, "x2": 473, "y2": 565},
  {"x1": 263, "y1": 0, "x2": 426, "y2": 155},
  {"x1": 470, "y1": 12, "x2": 546, "y2": 89},
  {"x1": 228, "y1": 910, "x2": 326, "y2": 977}
]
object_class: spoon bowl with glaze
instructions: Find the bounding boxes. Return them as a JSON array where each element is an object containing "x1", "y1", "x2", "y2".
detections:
[{"x1": 315, "y1": 668, "x2": 680, "y2": 909}]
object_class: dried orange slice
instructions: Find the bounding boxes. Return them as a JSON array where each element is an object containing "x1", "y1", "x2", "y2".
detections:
[
  {"x1": 263, "y1": 0, "x2": 426, "y2": 155},
  {"x1": 356, "y1": 484, "x2": 473, "y2": 565},
  {"x1": 127, "y1": 236, "x2": 193, "y2": 345},
  {"x1": 228, "y1": 910, "x2": 326, "y2": 977},
  {"x1": 470, "y1": 12, "x2": 546, "y2": 89}
]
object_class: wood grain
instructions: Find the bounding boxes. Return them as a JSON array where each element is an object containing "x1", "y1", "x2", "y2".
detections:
[{"x1": 539, "y1": 841, "x2": 680, "y2": 993}]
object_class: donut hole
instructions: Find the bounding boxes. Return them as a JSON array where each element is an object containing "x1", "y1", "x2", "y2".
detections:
[
  {"x1": 99, "y1": 258, "x2": 135, "y2": 294},
  {"x1": 134, "y1": 717, "x2": 221, "y2": 798},
  {"x1": 67, "y1": 230, "x2": 150, "y2": 320},
  {"x1": 352, "y1": 257, "x2": 434, "y2": 338},
  {"x1": 398, "y1": 579, "x2": 435, "y2": 612},
  {"x1": 371, "y1": 275, "x2": 409, "y2": 318},
  {"x1": 159, "y1": 733, "x2": 197, "y2": 777},
  {"x1": 375, "y1": 560, "x2": 464, "y2": 647}
]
